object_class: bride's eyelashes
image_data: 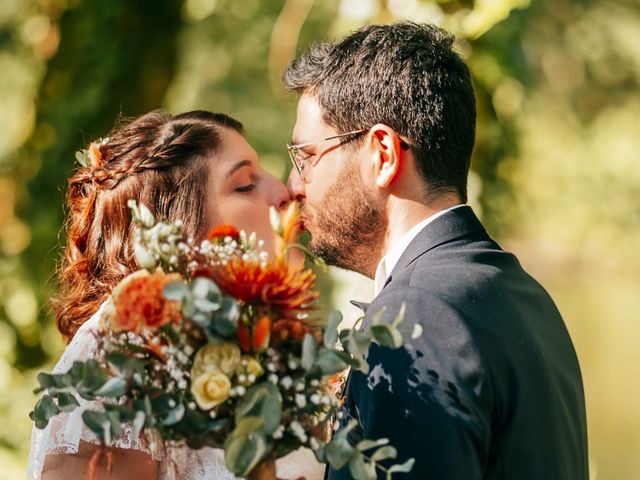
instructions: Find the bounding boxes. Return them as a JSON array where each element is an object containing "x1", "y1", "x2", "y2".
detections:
[{"x1": 234, "y1": 183, "x2": 256, "y2": 193}]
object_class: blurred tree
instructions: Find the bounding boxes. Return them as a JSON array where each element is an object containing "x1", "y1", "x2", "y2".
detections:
[{"x1": 15, "y1": 0, "x2": 182, "y2": 369}]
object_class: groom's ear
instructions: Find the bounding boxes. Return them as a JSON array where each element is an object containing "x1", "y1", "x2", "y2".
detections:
[{"x1": 369, "y1": 124, "x2": 404, "y2": 189}]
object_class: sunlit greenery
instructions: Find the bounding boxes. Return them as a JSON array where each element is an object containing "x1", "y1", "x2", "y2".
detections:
[{"x1": 1, "y1": 0, "x2": 639, "y2": 478}]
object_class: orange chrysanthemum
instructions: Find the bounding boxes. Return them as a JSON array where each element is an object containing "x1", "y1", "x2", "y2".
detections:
[
  {"x1": 207, "y1": 224, "x2": 240, "y2": 242},
  {"x1": 112, "y1": 271, "x2": 182, "y2": 333},
  {"x1": 198, "y1": 258, "x2": 319, "y2": 319}
]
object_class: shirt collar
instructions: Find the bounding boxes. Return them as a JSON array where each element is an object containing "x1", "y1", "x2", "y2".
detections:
[{"x1": 374, "y1": 204, "x2": 466, "y2": 295}]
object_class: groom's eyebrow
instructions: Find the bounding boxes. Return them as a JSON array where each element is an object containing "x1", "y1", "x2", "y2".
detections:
[{"x1": 225, "y1": 159, "x2": 252, "y2": 178}]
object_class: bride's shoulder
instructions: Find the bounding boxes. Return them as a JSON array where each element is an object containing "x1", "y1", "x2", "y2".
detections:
[{"x1": 51, "y1": 301, "x2": 110, "y2": 374}]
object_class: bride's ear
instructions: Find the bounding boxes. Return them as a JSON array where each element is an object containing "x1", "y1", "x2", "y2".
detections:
[{"x1": 369, "y1": 124, "x2": 404, "y2": 189}]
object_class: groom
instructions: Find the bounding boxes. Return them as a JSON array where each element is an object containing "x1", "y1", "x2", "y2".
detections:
[{"x1": 284, "y1": 23, "x2": 588, "y2": 479}]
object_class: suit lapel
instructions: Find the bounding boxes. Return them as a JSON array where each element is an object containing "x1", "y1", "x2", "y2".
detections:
[{"x1": 382, "y1": 206, "x2": 486, "y2": 292}]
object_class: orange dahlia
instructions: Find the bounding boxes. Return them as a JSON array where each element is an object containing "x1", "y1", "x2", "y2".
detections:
[
  {"x1": 200, "y1": 258, "x2": 319, "y2": 319},
  {"x1": 111, "y1": 270, "x2": 183, "y2": 333}
]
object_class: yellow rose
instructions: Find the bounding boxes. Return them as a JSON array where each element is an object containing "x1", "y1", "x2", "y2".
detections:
[
  {"x1": 191, "y1": 342, "x2": 241, "y2": 379},
  {"x1": 236, "y1": 355, "x2": 264, "y2": 386},
  {"x1": 191, "y1": 370, "x2": 231, "y2": 410}
]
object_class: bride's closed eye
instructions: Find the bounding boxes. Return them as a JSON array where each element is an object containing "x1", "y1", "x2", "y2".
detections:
[{"x1": 234, "y1": 183, "x2": 256, "y2": 193}]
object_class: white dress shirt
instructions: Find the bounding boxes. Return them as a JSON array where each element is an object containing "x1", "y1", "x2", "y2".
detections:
[{"x1": 373, "y1": 204, "x2": 466, "y2": 296}]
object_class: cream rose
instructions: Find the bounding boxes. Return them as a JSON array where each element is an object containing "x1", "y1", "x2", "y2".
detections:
[
  {"x1": 191, "y1": 370, "x2": 231, "y2": 410},
  {"x1": 191, "y1": 342, "x2": 241, "y2": 379}
]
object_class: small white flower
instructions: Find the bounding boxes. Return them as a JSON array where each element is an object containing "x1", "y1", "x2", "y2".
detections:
[
  {"x1": 268, "y1": 374, "x2": 278, "y2": 385},
  {"x1": 295, "y1": 382, "x2": 305, "y2": 392},
  {"x1": 238, "y1": 374, "x2": 247, "y2": 384},
  {"x1": 310, "y1": 379, "x2": 319, "y2": 387},
  {"x1": 188, "y1": 402, "x2": 196, "y2": 410},
  {"x1": 321, "y1": 396, "x2": 331, "y2": 405},
  {"x1": 236, "y1": 385, "x2": 246, "y2": 396},
  {"x1": 209, "y1": 410, "x2": 217, "y2": 418},
  {"x1": 273, "y1": 425, "x2": 285, "y2": 439},
  {"x1": 280, "y1": 376, "x2": 293, "y2": 390},
  {"x1": 310, "y1": 394, "x2": 320, "y2": 405},
  {"x1": 288, "y1": 360, "x2": 298, "y2": 370},
  {"x1": 267, "y1": 363, "x2": 277, "y2": 372},
  {"x1": 247, "y1": 374, "x2": 256, "y2": 383},
  {"x1": 295, "y1": 394, "x2": 307, "y2": 408},
  {"x1": 310, "y1": 437, "x2": 320, "y2": 451},
  {"x1": 168, "y1": 399, "x2": 176, "y2": 408}
]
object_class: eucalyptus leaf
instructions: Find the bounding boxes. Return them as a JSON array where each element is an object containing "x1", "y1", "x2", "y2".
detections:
[
  {"x1": 325, "y1": 420, "x2": 358, "y2": 469},
  {"x1": 224, "y1": 429, "x2": 268, "y2": 477},
  {"x1": 191, "y1": 277, "x2": 221, "y2": 300},
  {"x1": 301, "y1": 333, "x2": 317, "y2": 370},
  {"x1": 30, "y1": 395, "x2": 60, "y2": 429},
  {"x1": 235, "y1": 382, "x2": 282, "y2": 434},
  {"x1": 370, "y1": 445, "x2": 397, "y2": 463},
  {"x1": 315, "y1": 349, "x2": 349, "y2": 375},
  {"x1": 348, "y1": 453, "x2": 377, "y2": 480},
  {"x1": 161, "y1": 402, "x2": 185, "y2": 426},
  {"x1": 324, "y1": 311, "x2": 342, "y2": 348},
  {"x1": 93, "y1": 377, "x2": 127, "y2": 397},
  {"x1": 386, "y1": 458, "x2": 415, "y2": 478},
  {"x1": 82, "y1": 410, "x2": 108, "y2": 437},
  {"x1": 56, "y1": 392, "x2": 80, "y2": 412},
  {"x1": 80, "y1": 360, "x2": 108, "y2": 392},
  {"x1": 131, "y1": 410, "x2": 146, "y2": 439},
  {"x1": 163, "y1": 281, "x2": 189, "y2": 301},
  {"x1": 356, "y1": 438, "x2": 389, "y2": 452},
  {"x1": 194, "y1": 297, "x2": 222, "y2": 312}
]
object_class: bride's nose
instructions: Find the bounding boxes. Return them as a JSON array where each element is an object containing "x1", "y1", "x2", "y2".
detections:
[{"x1": 268, "y1": 173, "x2": 292, "y2": 211}]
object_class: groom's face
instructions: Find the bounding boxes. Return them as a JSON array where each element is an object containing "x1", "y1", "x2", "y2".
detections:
[{"x1": 288, "y1": 94, "x2": 387, "y2": 276}]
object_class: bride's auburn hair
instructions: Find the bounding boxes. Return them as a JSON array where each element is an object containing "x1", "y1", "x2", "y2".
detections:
[{"x1": 53, "y1": 110, "x2": 243, "y2": 342}]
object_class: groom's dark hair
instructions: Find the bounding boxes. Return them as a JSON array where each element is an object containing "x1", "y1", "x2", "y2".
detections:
[{"x1": 283, "y1": 22, "x2": 475, "y2": 202}]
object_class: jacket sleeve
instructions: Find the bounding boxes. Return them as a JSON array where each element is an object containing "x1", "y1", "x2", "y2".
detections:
[{"x1": 332, "y1": 286, "x2": 494, "y2": 480}]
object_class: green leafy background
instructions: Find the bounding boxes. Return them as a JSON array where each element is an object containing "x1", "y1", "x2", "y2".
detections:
[{"x1": 1, "y1": 0, "x2": 639, "y2": 478}]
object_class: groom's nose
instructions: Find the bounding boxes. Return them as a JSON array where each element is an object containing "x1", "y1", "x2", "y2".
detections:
[{"x1": 287, "y1": 168, "x2": 305, "y2": 202}]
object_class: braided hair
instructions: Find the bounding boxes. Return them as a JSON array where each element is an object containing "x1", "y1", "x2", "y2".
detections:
[{"x1": 53, "y1": 110, "x2": 243, "y2": 341}]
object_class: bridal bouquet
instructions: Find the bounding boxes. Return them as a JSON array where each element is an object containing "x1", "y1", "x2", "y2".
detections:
[{"x1": 31, "y1": 201, "x2": 417, "y2": 479}]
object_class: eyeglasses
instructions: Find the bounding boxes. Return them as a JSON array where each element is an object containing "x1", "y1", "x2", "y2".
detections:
[{"x1": 287, "y1": 128, "x2": 368, "y2": 183}]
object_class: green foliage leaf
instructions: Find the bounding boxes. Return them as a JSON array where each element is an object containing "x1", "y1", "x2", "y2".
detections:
[
  {"x1": 325, "y1": 419, "x2": 358, "y2": 470},
  {"x1": 56, "y1": 392, "x2": 80, "y2": 412},
  {"x1": 302, "y1": 333, "x2": 317, "y2": 370},
  {"x1": 315, "y1": 349, "x2": 349, "y2": 375},
  {"x1": 356, "y1": 438, "x2": 389, "y2": 452},
  {"x1": 224, "y1": 416, "x2": 269, "y2": 476},
  {"x1": 79, "y1": 360, "x2": 108, "y2": 392},
  {"x1": 324, "y1": 311, "x2": 342, "y2": 348},
  {"x1": 386, "y1": 458, "x2": 416, "y2": 479},
  {"x1": 163, "y1": 281, "x2": 189, "y2": 301},
  {"x1": 235, "y1": 382, "x2": 282, "y2": 434},
  {"x1": 161, "y1": 402, "x2": 185, "y2": 426},
  {"x1": 30, "y1": 395, "x2": 60, "y2": 429},
  {"x1": 349, "y1": 453, "x2": 377, "y2": 480},
  {"x1": 370, "y1": 445, "x2": 397, "y2": 463},
  {"x1": 93, "y1": 377, "x2": 127, "y2": 397}
]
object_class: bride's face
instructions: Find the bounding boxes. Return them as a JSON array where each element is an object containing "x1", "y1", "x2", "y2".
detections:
[{"x1": 206, "y1": 128, "x2": 291, "y2": 257}]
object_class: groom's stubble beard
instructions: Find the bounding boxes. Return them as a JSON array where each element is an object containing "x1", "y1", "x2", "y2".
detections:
[{"x1": 307, "y1": 158, "x2": 387, "y2": 278}]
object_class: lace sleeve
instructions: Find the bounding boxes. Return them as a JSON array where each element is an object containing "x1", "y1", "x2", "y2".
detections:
[{"x1": 26, "y1": 303, "x2": 165, "y2": 479}]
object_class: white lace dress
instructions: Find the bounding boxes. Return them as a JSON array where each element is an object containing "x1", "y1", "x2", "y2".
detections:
[{"x1": 27, "y1": 303, "x2": 325, "y2": 480}]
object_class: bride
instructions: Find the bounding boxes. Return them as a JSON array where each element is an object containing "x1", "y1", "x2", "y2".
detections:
[{"x1": 27, "y1": 110, "x2": 324, "y2": 480}]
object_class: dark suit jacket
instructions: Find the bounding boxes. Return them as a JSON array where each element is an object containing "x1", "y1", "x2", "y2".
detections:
[{"x1": 327, "y1": 206, "x2": 588, "y2": 479}]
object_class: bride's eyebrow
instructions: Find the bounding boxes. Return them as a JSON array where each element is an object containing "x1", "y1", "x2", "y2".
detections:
[{"x1": 225, "y1": 159, "x2": 252, "y2": 178}]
